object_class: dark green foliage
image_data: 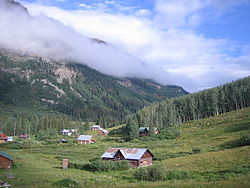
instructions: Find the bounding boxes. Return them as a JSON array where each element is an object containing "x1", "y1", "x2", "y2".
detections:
[
  {"x1": 0, "y1": 50, "x2": 187, "y2": 126},
  {"x1": 165, "y1": 170, "x2": 194, "y2": 180},
  {"x1": 0, "y1": 113, "x2": 73, "y2": 136},
  {"x1": 134, "y1": 165, "x2": 165, "y2": 181},
  {"x1": 53, "y1": 178, "x2": 79, "y2": 187},
  {"x1": 156, "y1": 126, "x2": 181, "y2": 139},
  {"x1": 83, "y1": 120, "x2": 90, "y2": 131},
  {"x1": 222, "y1": 135, "x2": 250, "y2": 149},
  {"x1": 239, "y1": 135, "x2": 250, "y2": 146},
  {"x1": 68, "y1": 160, "x2": 86, "y2": 170},
  {"x1": 126, "y1": 119, "x2": 139, "y2": 140},
  {"x1": 134, "y1": 77, "x2": 250, "y2": 129},
  {"x1": 86, "y1": 159, "x2": 129, "y2": 172},
  {"x1": 192, "y1": 147, "x2": 201, "y2": 154},
  {"x1": 0, "y1": 141, "x2": 42, "y2": 149}
]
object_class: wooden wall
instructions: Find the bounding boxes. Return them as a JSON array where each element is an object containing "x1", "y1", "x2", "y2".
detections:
[{"x1": 0, "y1": 156, "x2": 13, "y2": 169}]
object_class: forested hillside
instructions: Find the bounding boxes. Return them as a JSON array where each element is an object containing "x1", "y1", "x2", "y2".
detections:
[
  {"x1": 0, "y1": 49, "x2": 187, "y2": 132},
  {"x1": 130, "y1": 77, "x2": 250, "y2": 130}
]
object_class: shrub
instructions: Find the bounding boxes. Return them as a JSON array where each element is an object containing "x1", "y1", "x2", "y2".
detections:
[
  {"x1": 239, "y1": 135, "x2": 250, "y2": 146},
  {"x1": 165, "y1": 170, "x2": 193, "y2": 180},
  {"x1": 72, "y1": 159, "x2": 130, "y2": 172},
  {"x1": 53, "y1": 178, "x2": 79, "y2": 187},
  {"x1": 156, "y1": 126, "x2": 181, "y2": 140},
  {"x1": 134, "y1": 165, "x2": 165, "y2": 181},
  {"x1": 68, "y1": 160, "x2": 86, "y2": 170},
  {"x1": 222, "y1": 135, "x2": 250, "y2": 149},
  {"x1": 192, "y1": 147, "x2": 201, "y2": 154}
]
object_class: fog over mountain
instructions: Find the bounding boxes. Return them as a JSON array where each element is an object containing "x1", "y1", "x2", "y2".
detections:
[{"x1": 0, "y1": 0, "x2": 179, "y2": 88}]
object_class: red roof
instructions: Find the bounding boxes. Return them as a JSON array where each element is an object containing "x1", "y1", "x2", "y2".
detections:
[
  {"x1": 0, "y1": 133, "x2": 7, "y2": 138},
  {"x1": 19, "y1": 134, "x2": 29, "y2": 138}
]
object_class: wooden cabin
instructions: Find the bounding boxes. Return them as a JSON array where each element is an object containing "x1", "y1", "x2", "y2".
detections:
[
  {"x1": 98, "y1": 128, "x2": 109, "y2": 136},
  {"x1": 0, "y1": 151, "x2": 13, "y2": 169},
  {"x1": 91, "y1": 125, "x2": 101, "y2": 131},
  {"x1": 101, "y1": 148, "x2": 154, "y2": 168},
  {"x1": 139, "y1": 127, "x2": 160, "y2": 137},
  {"x1": 77, "y1": 135, "x2": 95, "y2": 144},
  {"x1": 0, "y1": 134, "x2": 8, "y2": 143}
]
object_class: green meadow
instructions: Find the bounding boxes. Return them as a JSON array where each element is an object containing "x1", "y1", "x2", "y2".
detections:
[{"x1": 0, "y1": 108, "x2": 250, "y2": 188}]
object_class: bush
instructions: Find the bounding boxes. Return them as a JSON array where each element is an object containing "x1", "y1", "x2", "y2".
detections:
[
  {"x1": 71, "y1": 159, "x2": 130, "y2": 172},
  {"x1": 165, "y1": 170, "x2": 194, "y2": 180},
  {"x1": 156, "y1": 126, "x2": 181, "y2": 140},
  {"x1": 239, "y1": 135, "x2": 250, "y2": 146},
  {"x1": 222, "y1": 135, "x2": 250, "y2": 149},
  {"x1": 53, "y1": 178, "x2": 79, "y2": 187},
  {"x1": 192, "y1": 147, "x2": 201, "y2": 154},
  {"x1": 68, "y1": 160, "x2": 86, "y2": 170},
  {"x1": 134, "y1": 165, "x2": 165, "y2": 181}
]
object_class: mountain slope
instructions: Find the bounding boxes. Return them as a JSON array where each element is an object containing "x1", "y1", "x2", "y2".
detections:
[
  {"x1": 132, "y1": 76, "x2": 250, "y2": 129},
  {"x1": 0, "y1": 49, "x2": 187, "y2": 124}
]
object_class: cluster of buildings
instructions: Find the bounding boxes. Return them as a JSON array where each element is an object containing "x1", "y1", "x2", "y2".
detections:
[
  {"x1": 0, "y1": 125, "x2": 158, "y2": 169},
  {"x1": 0, "y1": 133, "x2": 30, "y2": 143},
  {"x1": 0, "y1": 147, "x2": 154, "y2": 169},
  {"x1": 60, "y1": 125, "x2": 109, "y2": 145}
]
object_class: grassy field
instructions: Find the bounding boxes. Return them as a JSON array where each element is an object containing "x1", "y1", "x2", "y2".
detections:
[{"x1": 0, "y1": 108, "x2": 250, "y2": 187}]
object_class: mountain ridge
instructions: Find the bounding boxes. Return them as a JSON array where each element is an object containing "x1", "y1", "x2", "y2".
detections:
[{"x1": 0, "y1": 49, "x2": 187, "y2": 124}]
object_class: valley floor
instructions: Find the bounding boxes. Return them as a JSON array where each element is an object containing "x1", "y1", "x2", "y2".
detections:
[{"x1": 0, "y1": 108, "x2": 250, "y2": 187}]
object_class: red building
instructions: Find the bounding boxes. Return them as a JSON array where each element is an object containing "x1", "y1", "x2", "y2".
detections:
[{"x1": 0, "y1": 134, "x2": 8, "y2": 143}]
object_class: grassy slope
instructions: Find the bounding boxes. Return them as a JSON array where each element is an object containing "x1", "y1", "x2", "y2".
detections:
[{"x1": 0, "y1": 108, "x2": 249, "y2": 187}]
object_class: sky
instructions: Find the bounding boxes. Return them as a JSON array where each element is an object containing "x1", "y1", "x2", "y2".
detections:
[{"x1": 1, "y1": 0, "x2": 250, "y2": 92}]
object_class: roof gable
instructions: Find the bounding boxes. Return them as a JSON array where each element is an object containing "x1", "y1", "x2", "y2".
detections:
[
  {"x1": 0, "y1": 151, "x2": 13, "y2": 161},
  {"x1": 99, "y1": 128, "x2": 109, "y2": 133},
  {"x1": 77, "y1": 135, "x2": 93, "y2": 141},
  {"x1": 92, "y1": 125, "x2": 100, "y2": 128},
  {"x1": 101, "y1": 148, "x2": 153, "y2": 160}
]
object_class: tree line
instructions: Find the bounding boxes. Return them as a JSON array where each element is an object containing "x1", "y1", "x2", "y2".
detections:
[
  {"x1": 126, "y1": 77, "x2": 250, "y2": 139},
  {"x1": 0, "y1": 113, "x2": 78, "y2": 136}
]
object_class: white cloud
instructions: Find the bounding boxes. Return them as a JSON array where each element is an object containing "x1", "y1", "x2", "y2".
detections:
[
  {"x1": 1, "y1": 0, "x2": 249, "y2": 92},
  {"x1": 135, "y1": 9, "x2": 152, "y2": 18},
  {"x1": 78, "y1": 3, "x2": 93, "y2": 9}
]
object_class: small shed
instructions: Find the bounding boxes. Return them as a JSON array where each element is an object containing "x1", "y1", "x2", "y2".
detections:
[
  {"x1": 101, "y1": 148, "x2": 154, "y2": 168},
  {"x1": 98, "y1": 128, "x2": 109, "y2": 136},
  {"x1": 0, "y1": 151, "x2": 13, "y2": 169},
  {"x1": 0, "y1": 134, "x2": 8, "y2": 143},
  {"x1": 91, "y1": 125, "x2": 101, "y2": 131},
  {"x1": 139, "y1": 127, "x2": 160, "y2": 137},
  {"x1": 77, "y1": 135, "x2": 95, "y2": 144}
]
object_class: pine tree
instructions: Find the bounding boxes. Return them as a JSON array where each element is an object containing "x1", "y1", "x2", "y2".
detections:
[
  {"x1": 84, "y1": 120, "x2": 90, "y2": 131},
  {"x1": 126, "y1": 119, "x2": 138, "y2": 140}
]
